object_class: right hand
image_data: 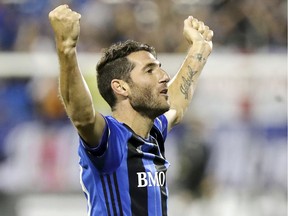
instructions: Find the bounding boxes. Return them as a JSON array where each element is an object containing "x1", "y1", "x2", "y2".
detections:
[{"x1": 48, "y1": 4, "x2": 81, "y2": 50}]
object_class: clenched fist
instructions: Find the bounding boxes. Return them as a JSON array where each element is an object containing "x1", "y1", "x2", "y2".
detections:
[
  {"x1": 183, "y1": 16, "x2": 213, "y2": 51},
  {"x1": 49, "y1": 4, "x2": 81, "y2": 52}
]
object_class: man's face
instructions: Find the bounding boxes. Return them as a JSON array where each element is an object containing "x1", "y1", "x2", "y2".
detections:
[{"x1": 126, "y1": 51, "x2": 171, "y2": 118}]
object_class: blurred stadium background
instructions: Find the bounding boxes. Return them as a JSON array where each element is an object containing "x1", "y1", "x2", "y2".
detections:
[{"x1": 0, "y1": 0, "x2": 286, "y2": 216}]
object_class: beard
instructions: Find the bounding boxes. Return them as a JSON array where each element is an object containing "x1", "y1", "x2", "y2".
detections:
[{"x1": 128, "y1": 83, "x2": 170, "y2": 119}]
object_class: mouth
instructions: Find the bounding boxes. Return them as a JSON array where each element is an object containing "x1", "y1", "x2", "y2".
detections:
[
  {"x1": 160, "y1": 88, "x2": 168, "y2": 93},
  {"x1": 160, "y1": 89, "x2": 169, "y2": 97}
]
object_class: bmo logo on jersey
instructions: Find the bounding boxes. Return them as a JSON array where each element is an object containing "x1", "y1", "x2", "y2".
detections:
[{"x1": 137, "y1": 171, "x2": 166, "y2": 187}]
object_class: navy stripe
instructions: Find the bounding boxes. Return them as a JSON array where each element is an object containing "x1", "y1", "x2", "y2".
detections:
[
  {"x1": 127, "y1": 135, "x2": 148, "y2": 216},
  {"x1": 152, "y1": 129, "x2": 168, "y2": 216},
  {"x1": 100, "y1": 175, "x2": 112, "y2": 216},
  {"x1": 150, "y1": 126, "x2": 165, "y2": 157},
  {"x1": 107, "y1": 175, "x2": 118, "y2": 215},
  {"x1": 113, "y1": 172, "x2": 124, "y2": 216},
  {"x1": 155, "y1": 163, "x2": 168, "y2": 216}
]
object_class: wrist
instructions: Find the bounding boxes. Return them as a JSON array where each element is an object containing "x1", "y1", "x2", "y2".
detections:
[
  {"x1": 188, "y1": 41, "x2": 212, "y2": 59},
  {"x1": 56, "y1": 38, "x2": 77, "y2": 55}
]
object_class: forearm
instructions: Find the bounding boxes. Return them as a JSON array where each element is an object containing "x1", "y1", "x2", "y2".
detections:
[
  {"x1": 168, "y1": 41, "x2": 211, "y2": 123},
  {"x1": 49, "y1": 5, "x2": 105, "y2": 146},
  {"x1": 57, "y1": 46, "x2": 95, "y2": 126}
]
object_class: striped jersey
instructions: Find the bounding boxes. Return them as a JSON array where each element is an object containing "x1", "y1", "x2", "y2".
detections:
[{"x1": 78, "y1": 115, "x2": 170, "y2": 216}]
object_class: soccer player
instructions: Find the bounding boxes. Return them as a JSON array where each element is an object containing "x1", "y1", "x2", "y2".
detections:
[{"x1": 49, "y1": 4, "x2": 213, "y2": 216}]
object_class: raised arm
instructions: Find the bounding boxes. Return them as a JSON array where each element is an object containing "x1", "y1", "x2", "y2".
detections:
[
  {"x1": 164, "y1": 16, "x2": 213, "y2": 131},
  {"x1": 49, "y1": 5, "x2": 105, "y2": 147}
]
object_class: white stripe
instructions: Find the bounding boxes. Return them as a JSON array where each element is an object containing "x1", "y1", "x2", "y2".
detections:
[
  {"x1": 79, "y1": 164, "x2": 92, "y2": 216},
  {"x1": 156, "y1": 117, "x2": 162, "y2": 128}
]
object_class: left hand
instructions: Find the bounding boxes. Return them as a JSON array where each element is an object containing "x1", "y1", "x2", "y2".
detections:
[{"x1": 183, "y1": 16, "x2": 213, "y2": 50}]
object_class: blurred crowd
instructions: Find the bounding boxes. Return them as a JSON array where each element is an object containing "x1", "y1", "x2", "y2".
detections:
[{"x1": 0, "y1": 0, "x2": 287, "y2": 53}]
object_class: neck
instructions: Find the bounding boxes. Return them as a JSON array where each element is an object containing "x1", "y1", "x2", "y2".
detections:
[{"x1": 112, "y1": 106, "x2": 154, "y2": 139}]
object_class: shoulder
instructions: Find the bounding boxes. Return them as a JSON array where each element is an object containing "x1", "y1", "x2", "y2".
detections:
[
  {"x1": 104, "y1": 116, "x2": 129, "y2": 134},
  {"x1": 154, "y1": 115, "x2": 168, "y2": 133},
  {"x1": 151, "y1": 115, "x2": 168, "y2": 141}
]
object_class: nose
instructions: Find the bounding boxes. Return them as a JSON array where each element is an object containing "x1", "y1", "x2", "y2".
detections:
[{"x1": 159, "y1": 69, "x2": 170, "y2": 83}]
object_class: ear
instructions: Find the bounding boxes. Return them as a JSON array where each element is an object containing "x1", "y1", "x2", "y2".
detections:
[{"x1": 111, "y1": 79, "x2": 129, "y2": 97}]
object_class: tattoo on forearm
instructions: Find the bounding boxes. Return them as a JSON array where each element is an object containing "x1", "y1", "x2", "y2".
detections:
[
  {"x1": 194, "y1": 53, "x2": 206, "y2": 62},
  {"x1": 180, "y1": 66, "x2": 197, "y2": 99}
]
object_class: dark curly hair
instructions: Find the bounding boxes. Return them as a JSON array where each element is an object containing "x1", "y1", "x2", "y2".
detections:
[{"x1": 96, "y1": 40, "x2": 156, "y2": 109}]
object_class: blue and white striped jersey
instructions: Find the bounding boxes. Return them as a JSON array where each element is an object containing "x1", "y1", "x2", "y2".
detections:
[{"x1": 78, "y1": 115, "x2": 170, "y2": 216}]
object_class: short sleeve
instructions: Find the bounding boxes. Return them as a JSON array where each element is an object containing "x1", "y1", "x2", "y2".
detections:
[
  {"x1": 78, "y1": 116, "x2": 126, "y2": 173},
  {"x1": 79, "y1": 119, "x2": 109, "y2": 157}
]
